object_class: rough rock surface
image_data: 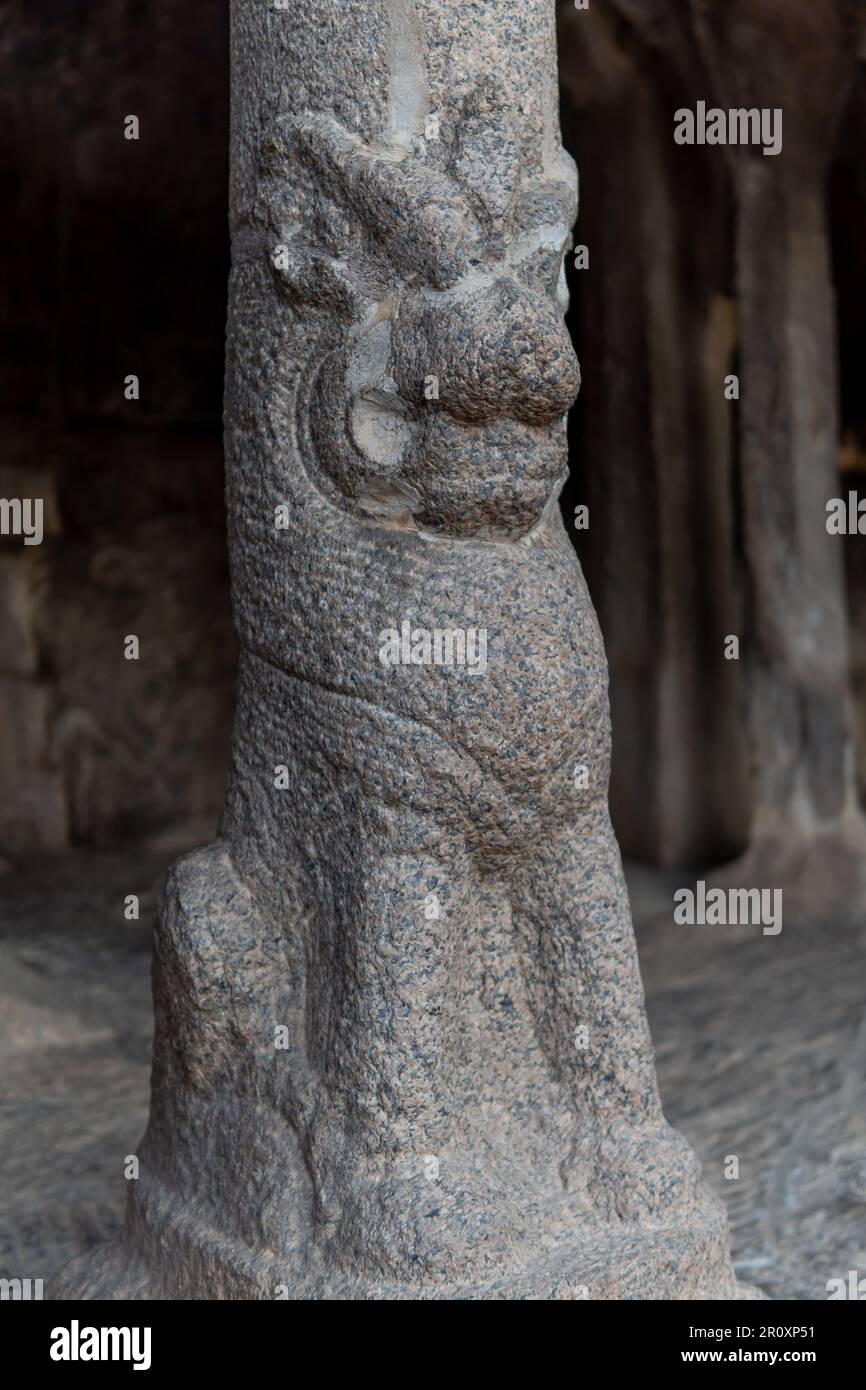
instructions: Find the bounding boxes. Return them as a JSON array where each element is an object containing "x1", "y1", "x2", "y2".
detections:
[{"x1": 56, "y1": 0, "x2": 740, "y2": 1299}]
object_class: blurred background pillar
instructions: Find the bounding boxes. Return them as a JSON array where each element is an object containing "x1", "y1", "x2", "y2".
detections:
[{"x1": 558, "y1": 0, "x2": 866, "y2": 903}]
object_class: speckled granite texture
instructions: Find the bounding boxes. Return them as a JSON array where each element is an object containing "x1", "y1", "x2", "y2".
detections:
[{"x1": 58, "y1": 0, "x2": 742, "y2": 1299}]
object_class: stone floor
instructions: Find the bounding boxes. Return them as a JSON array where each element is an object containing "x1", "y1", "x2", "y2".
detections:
[{"x1": 1, "y1": 846, "x2": 864, "y2": 1300}]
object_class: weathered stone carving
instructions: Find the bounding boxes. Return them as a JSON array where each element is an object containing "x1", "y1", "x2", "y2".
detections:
[{"x1": 59, "y1": 0, "x2": 741, "y2": 1298}]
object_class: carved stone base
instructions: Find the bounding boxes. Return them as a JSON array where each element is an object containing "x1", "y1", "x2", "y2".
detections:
[
  {"x1": 56, "y1": 843, "x2": 746, "y2": 1302},
  {"x1": 57, "y1": 1220, "x2": 743, "y2": 1301}
]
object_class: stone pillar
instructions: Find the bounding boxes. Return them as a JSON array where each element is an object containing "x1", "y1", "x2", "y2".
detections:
[
  {"x1": 59, "y1": 0, "x2": 740, "y2": 1299},
  {"x1": 690, "y1": 0, "x2": 866, "y2": 912},
  {"x1": 558, "y1": 2, "x2": 751, "y2": 870}
]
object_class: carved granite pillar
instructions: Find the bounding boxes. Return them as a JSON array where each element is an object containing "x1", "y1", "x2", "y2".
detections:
[{"x1": 59, "y1": 0, "x2": 741, "y2": 1299}]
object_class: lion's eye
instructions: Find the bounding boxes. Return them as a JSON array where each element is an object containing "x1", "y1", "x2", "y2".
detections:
[{"x1": 515, "y1": 246, "x2": 566, "y2": 301}]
